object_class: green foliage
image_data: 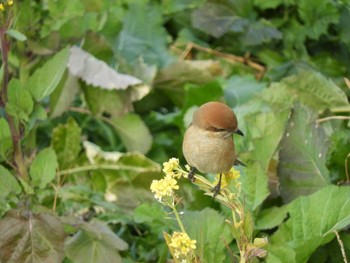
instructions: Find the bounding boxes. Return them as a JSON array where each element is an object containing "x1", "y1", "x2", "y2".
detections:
[{"x1": 0, "y1": 0, "x2": 349, "y2": 262}]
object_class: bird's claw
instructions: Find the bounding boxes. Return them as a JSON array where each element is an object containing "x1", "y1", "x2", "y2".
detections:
[
  {"x1": 211, "y1": 184, "x2": 221, "y2": 198},
  {"x1": 187, "y1": 167, "x2": 196, "y2": 182}
]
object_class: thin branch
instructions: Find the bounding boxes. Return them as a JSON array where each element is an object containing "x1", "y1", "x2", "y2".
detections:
[
  {"x1": 333, "y1": 230, "x2": 348, "y2": 263},
  {"x1": 345, "y1": 153, "x2": 350, "y2": 183},
  {"x1": 317, "y1": 116, "x2": 350, "y2": 123}
]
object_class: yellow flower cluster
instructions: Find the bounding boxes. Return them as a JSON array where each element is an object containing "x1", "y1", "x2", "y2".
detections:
[
  {"x1": 151, "y1": 158, "x2": 186, "y2": 201},
  {"x1": 150, "y1": 175, "x2": 179, "y2": 201},
  {"x1": 170, "y1": 231, "x2": 197, "y2": 259},
  {"x1": 214, "y1": 167, "x2": 241, "y2": 189},
  {"x1": 0, "y1": 0, "x2": 13, "y2": 11}
]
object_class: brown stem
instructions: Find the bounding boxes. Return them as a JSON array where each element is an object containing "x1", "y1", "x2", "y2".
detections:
[{"x1": 0, "y1": 25, "x2": 28, "y2": 180}]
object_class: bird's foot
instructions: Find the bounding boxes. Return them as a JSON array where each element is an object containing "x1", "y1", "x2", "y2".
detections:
[
  {"x1": 187, "y1": 166, "x2": 196, "y2": 182},
  {"x1": 211, "y1": 173, "x2": 222, "y2": 199}
]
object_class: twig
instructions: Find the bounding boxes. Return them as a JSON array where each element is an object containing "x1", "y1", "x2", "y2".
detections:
[
  {"x1": 179, "y1": 42, "x2": 266, "y2": 79},
  {"x1": 333, "y1": 230, "x2": 348, "y2": 263},
  {"x1": 344, "y1": 77, "x2": 350, "y2": 90},
  {"x1": 316, "y1": 116, "x2": 350, "y2": 123},
  {"x1": 345, "y1": 153, "x2": 350, "y2": 183}
]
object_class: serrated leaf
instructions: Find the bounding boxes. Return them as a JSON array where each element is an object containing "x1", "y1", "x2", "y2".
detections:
[
  {"x1": 6, "y1": 29, "x2": 27, "y2": 41},
  {"x1": 68, "y1": 46, "x2": 146, "y2": 91},
  {"x1": 7, "y1": 79, "x2": 33, "y2": 121},
  {"x1": 28, "y1": 47, "x2": 70, "y2": 101},
  {"x1": 50, "y1": 72, "x2": 80, "y2": 118},
  {"x1": 182, "y1": 208, "x2": 234, "y2": 263},
  {"x1": 0, "y1": 118, "x2": 13, "y2": 158},
  {"x1": 0, "y1": 211, "x2": 65, "y2": 263},
  {"x1": 64, "y1": 220, "x2": 128, "y2": 263},
  {"x1": 192, "y1": 3, "x2": 237, "y2": 38},
  {"x1": 278, "y1": 104, "x2": 330, "y2": 202},
  {"x1": 266, "y1": 185, "x2": 350, "y2": 263},
  {"x1": 0, "y1": 165, "x2": 21, "y2": 197},
  {"x1": 241, "y1": 20, "x2": 282, "y2": 46},
  {"x1": 51, "y1": 118, "x2": 81, "y2": 170},
  {"x1": 30, "y1": 147, "x2": 58, "y2": 188},
  {"x1": 115, "y1": 1, "x2": 173, "y2": 67},
  {"x1": 112, "y1": 113, "x2": 153, "y2": 154}
]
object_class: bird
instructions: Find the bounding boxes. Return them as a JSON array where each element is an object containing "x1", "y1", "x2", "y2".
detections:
[{"x1": 182, "y1": 101, "x2": 244, "y2": 197}]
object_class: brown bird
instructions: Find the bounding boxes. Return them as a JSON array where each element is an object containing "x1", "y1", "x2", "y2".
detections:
[{"x1": 182, "y1": 101, "x2": 244, "y2": 197}]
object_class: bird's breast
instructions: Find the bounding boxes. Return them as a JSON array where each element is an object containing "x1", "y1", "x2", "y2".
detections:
[{"x1": 182, "y1": 125, "x2": 236, "y2": 174}]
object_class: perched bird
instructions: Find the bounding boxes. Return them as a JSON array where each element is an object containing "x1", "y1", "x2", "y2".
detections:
[{"x1": 182, "y1": 101, "x2": 244, "y2": 197}]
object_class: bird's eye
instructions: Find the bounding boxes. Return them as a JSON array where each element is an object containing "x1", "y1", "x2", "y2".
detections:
[{"x1": 213, "y1": 127, "x2": 226, "y2": 132}]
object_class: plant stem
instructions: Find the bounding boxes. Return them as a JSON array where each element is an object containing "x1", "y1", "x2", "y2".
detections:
[
  {"x1": 171, "y1": 204, "x2": 186, "y2": 233},
  {"x1": 0, "y1": 24, "x2": 28, "y2": 180}
]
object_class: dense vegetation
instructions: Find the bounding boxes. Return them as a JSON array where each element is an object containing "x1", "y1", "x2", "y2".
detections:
[{"x1": 0, "y1": 0, "x2": 349, "y2": 262}]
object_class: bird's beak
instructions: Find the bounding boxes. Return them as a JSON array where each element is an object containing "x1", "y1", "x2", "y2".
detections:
[{"x1": 234, "y1": 129, "x2": 244, "y2": 136}]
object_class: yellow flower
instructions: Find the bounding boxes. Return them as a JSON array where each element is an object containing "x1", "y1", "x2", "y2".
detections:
[
  {"x1": 162, "y1": 158, "x2": 184, "y2": 179},
  {"x1": 7, "y1": 0, "x2": 13, "y2": 6},
  {"x1": 225, "y1": 168, "x2": 240, "y2": 180},
  {"x1": 0, "y1": 4, "x2": 4, "y2": 11},
  {"x1": 169, "y1": 232, "x2": 196, "y2": 258},
  {"x1": 150, "y1": 175, "x2": 179, "y2": 201}
]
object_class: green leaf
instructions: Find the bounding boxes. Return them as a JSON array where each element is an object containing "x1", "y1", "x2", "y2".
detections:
[
  {"x1": 134, "y1": 203, "x2": 171, "y2": 233},
  {"x1": 51, "y1": 117, "x2": 81, "y2": 170},
  {"x1": 112, "y1": 113, "x2": 153, "y2": 154},
  {"x1": 278, "y1": 104, "x2": 330, "y2": 202},
  {"x1": 115, "y1": 1, "x2": 173, "y2": 68},
  {"x1": 283, "y1": 70, "x2": 349, "y2": 111},
  {"x1": 241, "y1": 20, "x2": 282, "y2": 46},
  {"x1": 6, "y1": 79, "x2": 33, "y2": 121},
  {"x1": 182, "y1": 208, "x2": 234, "y2": 263},
  {"x1": 0, "y1": 118, "x2": 12, "y2": 159},
  {"x1": 64, "y1": 220, "x2": 128, "y2": 263},
  {"x1": 30, "y1": 147, "x2": 58, "y2": 188},
  {"x1": 28, "y1": 47, "x2": 70, "y2": 101},
  {"x1": 50, "y1": 72, "x2": 80, "y2": 118},
  {"x1": 297, "y1": 0, "x2": 339, "y2": 39},
  {"x1": 0, "y1": 165, "x2": 21, "y2": 197},
  {"x1": 266, "y1": 185, "x2": 350, "y2": 263},
  {"x1": 255, "y1": 205, "x2": 289, "y2": 230},
  {"x1": 6, "y1": 29, "x2": 27, "y2": 41},
  {"x1": 0, "y1": 211, "x2": 65, "y2": 263}
]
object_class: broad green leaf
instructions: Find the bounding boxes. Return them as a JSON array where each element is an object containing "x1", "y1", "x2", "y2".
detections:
[
  {"x1": 241, "y1": 20, "x2": 282, "y2": 46},
  {"x1": 0, "y1": 165, "x2": 21, "y2": 197},
  {"x1": 266, "y1": 185, "x2": 350, "y2": 263},
  {"x1": 224, "y1": 75, "x2": 266, "y2": 107},
  {"x1": 6, "y1": 29, "x2": 27, "y2": 41},
  {"x1": 0, "y1": 118, "x2": 12, "y2": 158},
  {"x1": 278, "y1": 104, "x2": 330, "y2": 202},
  {"x1": 6, "y1": 79, "x2": 33, "y2": 121},
  {"x1": 50, "y1": 72, "x2": 80, "y2": 118},
  {"x1": 255, "y1": 205, "x2": 289, "y2": 230},
  {"x1": 112, "y1": 113, "x2": 153, "y2": 154},
  {"x1": 51, "y1": 118, "x2": 81, "y2": 169},
  {"x1": 283, "y1": 70, "x2": 349, "y2": 111},
  {"x1": 297, "y1": 0, "x2": 338, "y2": 39},
  {"x1": 28, "y1": 47, "x2": 70, "y2": 101},
  {"x1": 0, "y1": 210, "x2": 65, "y2": 263},
  {"x1": 30, "y1": 147, "x2": 58, "y2": 188},
  {"x1": 191, "y1": 3, "x2": 237, "y2": 38},
  {"x1": 182, "y1": 208, "x2": 233, "y2": 263},
  {"x1": 64, "y1": 220, "x2": 128, "y2": 263},
  {"x1": 115, "y1": 1, "x2": 173, "y2": 68}
]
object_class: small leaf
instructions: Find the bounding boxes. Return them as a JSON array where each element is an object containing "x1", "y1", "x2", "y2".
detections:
[
  {"x1": 6, "y1": 29, "x2": 27, "y2": 41},
  {"x1": 29, "y1": 147, "x2": 58, "y2": 188},
  {"x1": 0, "y1": 165, "x2": 21, "y2": 197},
  {"x1": 0, "y1": 210, "x2": 65, "y2": 263},
  {"x1": 64, "y1": 220, "x2": 128, "y2": 263},
  {"x1": 28, "y1": 47, "x2": 70, "y2": 101},
  {"x1": 112, "y1": 113, "x2": 153, "y2": 154},
  {"x1": 0, "y1": 118, "x2": 12, "y2": 158},
  {"x1": 51, "y1": 118, "x2": 81, "y2": 170},
  {"x1": 278, "y1": 104, "x2": 330, "y2": 202}
]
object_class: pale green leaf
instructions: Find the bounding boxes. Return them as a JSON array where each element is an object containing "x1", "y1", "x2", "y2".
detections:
[
  {"x1": 7, "y1": 79, "x2": 33, "y2": 121},
  {"x1": 0, "y1": 165, "x2": 21, "y2": 197},
  {"x1": 278, "y1": 104, "x2": 330, "y2": 202},
  {"x1": 0, "y1": 211, "x2": 65, "y2": 263},
  {"x1": 50, "y1": 72, "x2": 80, "y2": 118},
  {"x1": 267, "y1": 185, "x2": 350, "y2": 263},
  {"x1": 255, "y1": 205, "x2": 289, "y2": 230},
  {"x1": 64, "y1": 220, "x2": 128, "y2": 263},
  {"x1": 112, "y1": 113, "x2": 153, "y2": 154},
  {"x1": 182, "y1": 208, "x2": 233, "y2": 263},
  {"x1": 0, "y1": 118, "x2": 12, "y2": 158},
  {"x1": 51, "y1": 118, "x2": 81, "y2": 169},
  {"x1": 29, "y1": 147, "x2": 58, "y2": 188},
  {"x1": 28, "y1": 47, "x2": 70, "y2": 101},
  {"x1": 6, "y1": 29, "x2": 27, "y2": 41}
]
